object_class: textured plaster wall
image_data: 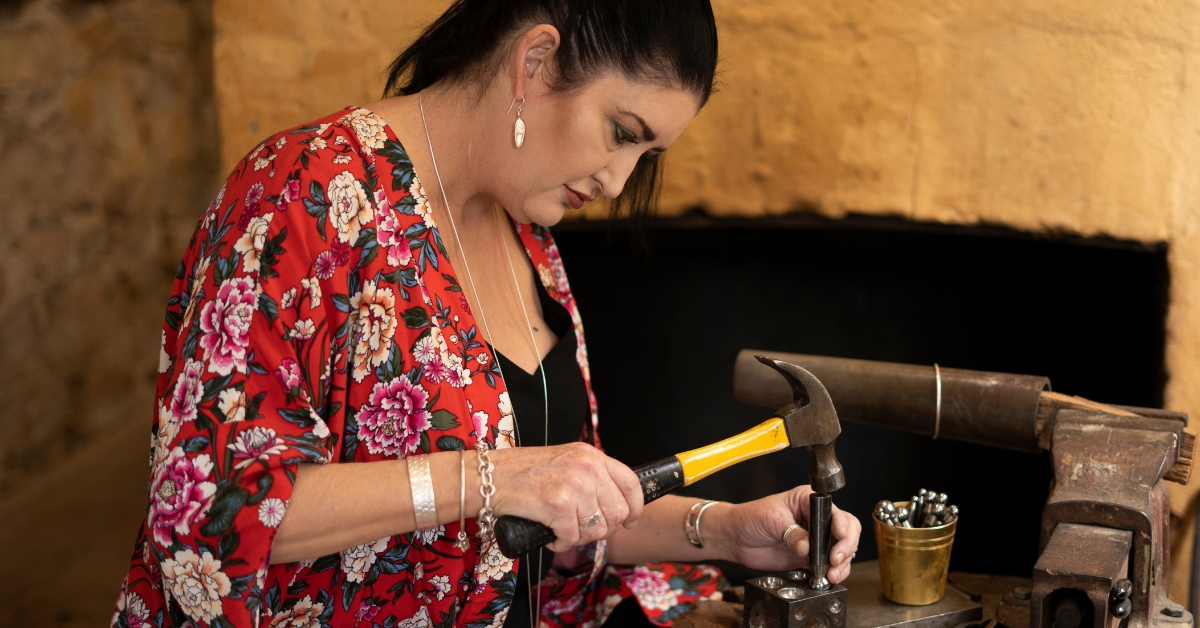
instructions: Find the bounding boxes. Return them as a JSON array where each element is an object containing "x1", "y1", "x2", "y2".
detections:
[
  {"x1": 0, "y1": 0, "x2": 217, "y2": 498},
  {"x1": 213, "y1": 0, "x2": 1200, "y2": 600}
]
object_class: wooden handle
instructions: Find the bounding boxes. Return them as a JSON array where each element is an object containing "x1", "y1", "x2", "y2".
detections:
[
  {"x1": 675, "y1": 418, "x2": 791, "y2": 485},
  {"x1": 494, "y1": 456, "x2": 686, "y2": 558}
]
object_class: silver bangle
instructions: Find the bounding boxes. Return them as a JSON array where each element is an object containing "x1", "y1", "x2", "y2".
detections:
[
  {"x1": 475, "y1": 442, "x2": 496, "y2": 542},
  {"x1": 407, "y1": 455, "x2": 438, "y2": 531},
  {"x1": 685, "y1": 500, "x2": 720, "y2": 548}
]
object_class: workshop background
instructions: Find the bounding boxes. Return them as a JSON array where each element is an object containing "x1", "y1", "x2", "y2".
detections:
[{"x1": 2, "y1": 0, "x2": 1200, "y2": 626}]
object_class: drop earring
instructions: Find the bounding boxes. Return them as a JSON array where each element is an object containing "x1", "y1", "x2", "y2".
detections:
[{"x1": 507, "y1": 97, "x2": 526, "y2": 148}]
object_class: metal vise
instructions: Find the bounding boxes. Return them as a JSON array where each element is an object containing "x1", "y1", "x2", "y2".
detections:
[{"x1": 733, "y1": 350, "x2": 1194, "y2": 628}]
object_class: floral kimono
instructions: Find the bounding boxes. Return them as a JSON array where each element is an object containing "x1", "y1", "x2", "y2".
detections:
[{"x1": 113, "y1": 107, "x2": 724, "y2": 628}]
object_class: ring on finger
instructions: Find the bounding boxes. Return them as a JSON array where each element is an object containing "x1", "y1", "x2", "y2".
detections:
[
  {"x1": 780, "y1": 523, "x2": 803, "y2": 544},
  {"x1": 579, "y1": 510, "x2": 603, "y2": 528}
]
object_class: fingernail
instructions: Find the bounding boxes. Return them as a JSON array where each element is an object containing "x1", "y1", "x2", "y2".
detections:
[{"x1": 837, "y1": 552, "x2": 844, "y2": 564}]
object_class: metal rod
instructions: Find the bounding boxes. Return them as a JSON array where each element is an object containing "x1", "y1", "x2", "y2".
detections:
[{"x1": 809, "y1": 492, "x2": 833, "y2": 590}]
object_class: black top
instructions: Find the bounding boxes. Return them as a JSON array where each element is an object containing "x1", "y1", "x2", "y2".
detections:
[
  {"x1": 498, "y1": 280, "x2": 589, "y2": 628},
  {"x1": 495, "y1": 281, "x2": 592, "y2": 449},
  {"x1": 497, "y1": 280, "x2": 655, "y2": 628}
]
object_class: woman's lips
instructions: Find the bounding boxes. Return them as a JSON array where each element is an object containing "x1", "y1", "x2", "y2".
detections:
[{"x1": 564, "y1": 185, "x2": 592, "y2": 210}]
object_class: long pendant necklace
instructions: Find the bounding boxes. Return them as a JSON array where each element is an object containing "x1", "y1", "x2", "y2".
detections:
[{"x1": 419, "y1": 91, "x2": 550, "y2": 628}]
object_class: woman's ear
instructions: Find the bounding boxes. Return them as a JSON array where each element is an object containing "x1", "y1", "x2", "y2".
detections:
[{"x1": 512, "y1": 24, "x2": 560, "y2": 100}]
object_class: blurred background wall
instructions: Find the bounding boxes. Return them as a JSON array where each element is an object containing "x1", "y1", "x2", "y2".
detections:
[
  {"x1": 0, "y1": 0, "x2": 216, "y2": 625},
  {"x1": 2, "y1": 0, "x2": 1200, "y2": 625}
]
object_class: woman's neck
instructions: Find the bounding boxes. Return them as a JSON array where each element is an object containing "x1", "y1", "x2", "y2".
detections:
[
  {"x1": 362, "y1": 86, "x2": 560, "y2": 373},
  {"x1": 372, "y1": 86, "x2": 498, "y2": 235}
]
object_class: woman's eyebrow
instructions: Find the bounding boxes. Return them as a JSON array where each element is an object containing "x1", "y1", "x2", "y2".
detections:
[{"x1": 619, "y1": 109, "x2": 656, "y2": 142}]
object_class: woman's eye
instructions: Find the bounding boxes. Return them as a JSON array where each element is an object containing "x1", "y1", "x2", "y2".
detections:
[{"x1": 612, "y1": 122, "x2": 636, "y2": 146}]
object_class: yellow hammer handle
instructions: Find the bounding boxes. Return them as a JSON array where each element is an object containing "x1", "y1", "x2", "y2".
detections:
[{"x1": 676, "y1": 417, "x2": 790, "y2": 485}]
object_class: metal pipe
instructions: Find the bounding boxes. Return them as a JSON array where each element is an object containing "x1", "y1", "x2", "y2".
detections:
[{"x1": 734, "y1": 350, "x2": 1051, "y2": 453}]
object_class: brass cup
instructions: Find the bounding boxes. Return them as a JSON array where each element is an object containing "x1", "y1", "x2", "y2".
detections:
[{"x1": 874, "y1": 501, "x2": 957, "y2": 605}]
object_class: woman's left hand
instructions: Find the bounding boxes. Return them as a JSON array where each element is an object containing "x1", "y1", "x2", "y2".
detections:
[{"x1": 709, "y1": 485, "x2": 861, "y2": 583}]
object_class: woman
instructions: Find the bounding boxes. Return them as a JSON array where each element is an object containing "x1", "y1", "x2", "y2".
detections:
[{"x1": 113, "y1": 1, "x2": 861, "y2": 627}]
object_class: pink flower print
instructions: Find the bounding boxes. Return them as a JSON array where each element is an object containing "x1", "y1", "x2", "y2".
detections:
[
  {"x1": 275, "y1": 358, "x2": 302, "y2": 392},
  {"x1": 228, "y1": 426, "x2": 287, "y2": 469},
  {"x1": 472, "y1": 411, "x2": 489, "y2": 438},
  {"x1": 330, "y1": 239, "x2": 351, "y2": 267},
  {"x1": 459, "y1": 295, "x2": 472, "y2": 315},
  {"x1": 169, "y1": 359, "x2": 205, "y2": 423},
  {"x1": 377, "y1": 209, "x2": 413, "y2": 267},
  {"x1": 542, "y1": 591, "x2": 583, "y2": 615},
  {"x1": 429, "y1": 574, "x2": 451, "y2": 600},
  {"x1": 374, "y1": 188, "x2": 392, "y2": 213},
  {"x1": 207, "y1": 182, "x2": 226, "y2": 219},
  {"x1": 198, "y1": 277, "x2": 257, "y2": 376},
  {"x1": 357, "y1": 378, "x2": 432, "y2": 456},
  {"x1": 621, "y1": 566, "x2": 680, "y2": 612},
  {"x1": 146, "y1": 561, "x2": 162, "y2": 590},
  {"x1": 546, "y1": 246, "x2": 572, "y2": 296},
  {"x1": 117, "y1": 589, "x2": 152, "y2": 628},
  {"x1": 246, "y1": 181, "x2": 264, "y2": 206},
  {"x1": 446, "y1": 363, "x2": 471, "y2": 388},
  {"x1": 314, "y1": 251, "x2": 337, "y2": 280},
  {"x1": 423, "y1": 356, "x2": 447, "y2": 384},
  {"x1": 277, "y1": 177, "x2": 301, "y2": 210},
  {"x1": 258, "y1": 498, "x2": 286, "y2": 527},
  {"x1": 238, "y1": 182, "x2": 264, "y2": 231},
  {"x1": 355, "y1": 604, "x2": 381, "y2": 627},
  {"x1": 412, "y1": 335, "x2": 437, "y2": 364},
  {"x1": 148, "y1": 447, "x2": 216, "y2": 546}
]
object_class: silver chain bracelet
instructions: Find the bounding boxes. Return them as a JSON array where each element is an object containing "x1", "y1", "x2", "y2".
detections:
[{"x1": 475, "y1": 441, "x2": 496, "y2": 542}]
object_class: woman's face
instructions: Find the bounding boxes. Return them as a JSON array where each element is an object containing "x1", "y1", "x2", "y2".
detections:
[{"x1": 489, "y1": 72, "x2": 700, "y2": 226}]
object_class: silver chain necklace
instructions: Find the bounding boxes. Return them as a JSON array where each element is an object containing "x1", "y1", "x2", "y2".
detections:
[{"x1": 418, "y1": 91, "x2": 549, "y2": 628}]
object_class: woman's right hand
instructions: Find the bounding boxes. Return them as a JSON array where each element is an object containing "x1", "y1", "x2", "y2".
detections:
[{"x1": 489, "y1": 442, "x2": 644, "y2": 552}]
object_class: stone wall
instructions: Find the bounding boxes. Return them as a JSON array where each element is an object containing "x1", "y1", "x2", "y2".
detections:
[
  {"x1": 214, "y1": 0, "x2": 1200, "y2": 601},
  {"x1": 0, "y1": 0, "x2": 217, "y2": 498}
]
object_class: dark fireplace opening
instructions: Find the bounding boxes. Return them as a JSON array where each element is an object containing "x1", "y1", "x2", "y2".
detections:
[{"x1": 551, "y1": 214, "x2": 1169, "y2": 580}]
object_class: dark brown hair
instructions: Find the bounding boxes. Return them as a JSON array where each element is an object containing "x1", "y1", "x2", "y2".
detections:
[{"x1": 383, "y1": 0, "x2": 718, "y2": 230}]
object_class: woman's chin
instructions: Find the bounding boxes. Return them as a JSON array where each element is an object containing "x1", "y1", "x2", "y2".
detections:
[{"x1": 519, "y1": 204, "x2": 568, "y2": 227}]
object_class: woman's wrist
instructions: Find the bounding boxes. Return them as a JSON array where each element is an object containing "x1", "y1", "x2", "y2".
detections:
[
  {"x1": 694, "y1": 500, "x2": 738, "y2": 562},
  {"x1": 429, "y1": 450, "x2": 484, "y2": 526}
]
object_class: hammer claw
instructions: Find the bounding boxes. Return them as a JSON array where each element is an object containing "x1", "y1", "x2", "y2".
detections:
[{"x1": 755, "y1": 355, "x2": 845, "y2": 493}]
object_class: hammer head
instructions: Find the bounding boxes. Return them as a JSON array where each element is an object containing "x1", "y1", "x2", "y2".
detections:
[{"x1": 756, "y1": 355, "x2": 846, "y2": 493}]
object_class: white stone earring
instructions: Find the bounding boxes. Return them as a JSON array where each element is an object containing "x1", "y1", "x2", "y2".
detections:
[{"x1": 507, "y1": 97, "x2": 526, "y2": 148}]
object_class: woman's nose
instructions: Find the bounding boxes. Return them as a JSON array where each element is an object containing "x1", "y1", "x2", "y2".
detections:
[{"x1": 597, "y1": 154, "x2": 642, "y2": 199}]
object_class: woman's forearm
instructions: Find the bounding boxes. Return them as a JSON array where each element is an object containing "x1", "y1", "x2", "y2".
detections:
[
  {"x1": 271, "y1": 451, "x2": 483, "y2": 564},
  {"x1": 604, "y1": 495, "x2": 735, "y2": 565}
]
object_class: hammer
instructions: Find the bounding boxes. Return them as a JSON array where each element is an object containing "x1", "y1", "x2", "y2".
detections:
[{"x1": 493, "y1": 356, "x2": 846, "y2": 578}]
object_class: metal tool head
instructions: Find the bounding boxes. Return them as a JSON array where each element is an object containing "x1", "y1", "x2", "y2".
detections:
[{"x1": 756, "y1": 355, "x2": 846, "y2": 492}]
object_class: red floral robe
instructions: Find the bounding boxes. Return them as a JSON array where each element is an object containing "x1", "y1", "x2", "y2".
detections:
[{"x1": 112, "y1": 107, "x2": 724, "y2": 628}]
